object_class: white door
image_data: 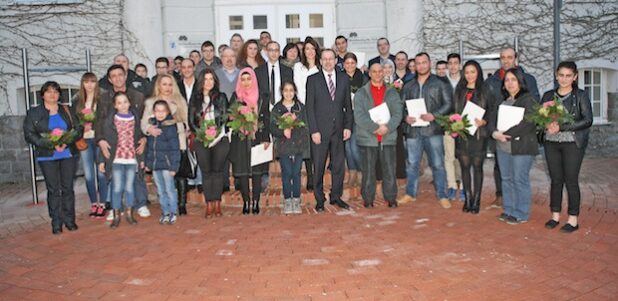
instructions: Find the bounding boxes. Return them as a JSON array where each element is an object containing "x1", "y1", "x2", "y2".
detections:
[{"x1": 215, "y1": 1, "x2": 336, "y2": 49}]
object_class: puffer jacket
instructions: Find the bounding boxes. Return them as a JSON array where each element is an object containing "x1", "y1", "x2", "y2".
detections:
[
  {"x1": 23, "y1": 104, "x2": 84, "y2": 158},
  {"x1": 401, "y1": 74, "x2": 452, "y2": 138},
  {"x1": 145, "y1": 115, "x2": 181, "y2": 171},
  {"x1": 353, "y1": 83, "x2": 403, "y2": 147},
  {"x1": 541, "y1": 89, "x2": 593, "y2": 149}
]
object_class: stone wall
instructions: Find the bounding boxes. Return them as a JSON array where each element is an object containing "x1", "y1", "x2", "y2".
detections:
[{"x1": 0, "y1": 116, "x2": 31, "y2": 183}]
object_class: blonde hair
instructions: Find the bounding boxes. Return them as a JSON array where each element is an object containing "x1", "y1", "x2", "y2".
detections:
[{"x1": 149, "y1": 74, "x2": 188, "y2": 125}]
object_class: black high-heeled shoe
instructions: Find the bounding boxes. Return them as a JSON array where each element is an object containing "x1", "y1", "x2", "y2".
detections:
[
  {"x1": 242, "y1": 201, "x2": 250, "y2": 215},
  {"x1": 462, "y1": 195, "x2": 471, "y2": 213},
  {"x1": 469, "y1": 193, "x2": 480, "y2": 214},
  {"x1": 252, "y1": 200, "x2": 260, "y2": 215}
]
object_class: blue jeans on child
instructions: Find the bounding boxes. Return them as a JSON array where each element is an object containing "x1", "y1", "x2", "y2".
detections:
[
  {"x1": 280, "y1": 154, "x2": 303, "y2": 199},
  {"x1": 496, "y1": 149, "x2": 535, "y2": 221},
  {"x1": 80, "y1": 138, "x2": 109, "y2": 203},
  {"x1": 111, "y1": 163, "x2": 136, "y2": 209},
  {"x1": 153, "y1": 170, "x2": 178, "y2": 215},
  {"x1": 345, "y1": 130, "x2": 361, "y2": 171},
  {"x1": 405, "y1": 135, "x2": 448, "y2": 200}
]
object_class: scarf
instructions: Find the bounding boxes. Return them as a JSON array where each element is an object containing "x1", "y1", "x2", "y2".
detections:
[{"x1": 235, "y1": 67, "x2": 259, "y2": 111}]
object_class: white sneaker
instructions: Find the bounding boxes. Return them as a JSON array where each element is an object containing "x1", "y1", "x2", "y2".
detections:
[
  {"x1": 106, "y1": 210, "x2": 114, "y2": 221},
  {"x1": 137, "y1": 206, "x2": 151, "y2": 218}
]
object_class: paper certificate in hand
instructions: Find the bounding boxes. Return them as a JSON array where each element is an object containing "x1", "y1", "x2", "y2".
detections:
[
  {"x1": 461, "y1": 102, "x2": 486, "y2": 135},
  {"x1": 368, "y1": 102, "x2": 391, "y2": 125},
  {"x1": 497, "y1": 105, "x2": 525, "y2": 132},
  {"x1": 405, "y1": 98, "x2": 430, "y2": 127},
  {"x1": 251, "y1": 143, "x2": 273, "y2": 166},
  {"x1": 208, "y1": 127, "x2": 227, "y2": 148}
]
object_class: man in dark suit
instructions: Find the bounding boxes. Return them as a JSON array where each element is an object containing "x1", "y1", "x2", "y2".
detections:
[
  {"x1": 178, "y1": 58, "x2": 197, "y2": 105},
  {"x1": 368, "y1": 37, "x2": 396, "y2": 69},
  {"x1": 255, "y1": 41, "x2": 294, "y2": 111},
  {"x1": 305, "y1": 49, "x2": 354, "y2": 211}
]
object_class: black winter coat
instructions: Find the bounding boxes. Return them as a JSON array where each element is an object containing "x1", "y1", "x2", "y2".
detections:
[
  {"x1": 402, "y1": 74, "x2": 453, "y2": 138},
  {"x1": 270, "y1": 100, "x2": 310, "y2": 158},
  {"x1": 487, "y1": 92, "x2": 539, "y2": 156},
  {"x1": 145, "y1": 116, "x2": 181, "y2": 172}
]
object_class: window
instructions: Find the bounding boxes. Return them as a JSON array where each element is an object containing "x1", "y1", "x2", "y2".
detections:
[
  {"x1": 229, "y1": 16, "x2": 243, "y2": 30},
  {"x1": 253, "y1": 15, "x2": 267, "y2": 30},
  {"x1": 309, "y1": 14, "x2": 323, "y2": 28},
  {"x1": 286, "y1": 37, "x2": 300, "y2": 44},
  {"x1": 580, "y1": 68, "x2": 606, "y2": 123},
  {"x1": 286, "y1": 14, "x2": 300, "y2": 28}
]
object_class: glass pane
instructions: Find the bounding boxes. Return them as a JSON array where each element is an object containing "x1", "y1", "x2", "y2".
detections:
[
  {"x1": 286, "y1": 37, "x2": 300, "y2": 44},
  {"x1": 593, "y1": 102, "x2": 600, "y2": 117},
  {"x1": 314, "y1": 37, "x2": 324, "y2": 48},
  {"x1": 229, "y1": 16, "x2": 243, "y2": 30},
  {"x1": 59, "y1": 88, "x2": 70, "y2": 105},
  {"x1": 593, "y1": 71, "x2": 601, "y2": 84},
  {"x1": 593, "y1": 86, "x2": 601, "y2": 101},
  {"x1": 286, "y1": 14, "x2": 300, "y2": 28},
  {"x1": 253, "y1": 15, "x2": 267, "y2": 30},
  {"x1": 309, "y1": 14, "x2": 323, "y2": 28},
  {"x1": 584, "y1": 71, "x2": 590, "y2": 85},
  {"x1": 584, "y1": 86, "x2": 591, "y2": 99}
]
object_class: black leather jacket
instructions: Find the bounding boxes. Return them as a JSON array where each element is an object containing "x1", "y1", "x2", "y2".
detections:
[
  {"x1": 188, "y1": 92, "x2": 229, "y2": 132},
  {"x1": 541, "y1": 89, "x2": 593, "y2": 149},
  {"x1": 23, "y1": 104, "x2": 84, "y2": 158},
  {"x1": 487, "y1": 92, "x2": 539, "y2": 156},
  {"x1": 402, "y1": 74, "x2": 453, "y2": 137}
]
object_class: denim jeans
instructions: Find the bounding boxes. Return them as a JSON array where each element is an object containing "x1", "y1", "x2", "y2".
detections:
[
  {"x1": 134, "y1": 170, "x2": 148, "y2": 208},
  {"x1": 359, "y1": 145, "x2": 397, "y2": 204},
  {"x1": 497, "y1": 149, "x2": 535, "y2": 221},
  {"x1": 153, "y1": 170, "x2": 178, "y2": 215},
  {"x1": 405, "y1": 135, "x2": 447, "y2": 199},
  {"x1": 39, "y1": 157, "x2": 78, "y2": 228},
  {"x1": 280, "y1": 154, "x2": 303, "y2": 199},
  {"x1": 345, "y1": 130, "x2": 361, "y2": 171},
  {"x1": 111, "y1": 163, "x2": 136, "y2": 210},
  {"x1": 80, "y1": 138, "x2": 109, "y2": 203},
  {"x1": 187, "y1": 166, "x2": 202, "y2": 186}
]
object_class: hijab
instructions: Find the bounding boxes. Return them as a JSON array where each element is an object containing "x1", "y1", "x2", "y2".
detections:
[{"x1": 235, "y1": 67, "x2": 259, "y2": 110}]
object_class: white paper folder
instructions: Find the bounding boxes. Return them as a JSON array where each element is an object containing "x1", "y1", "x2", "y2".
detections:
[
  {"x1": 251, "y1": 143, "x2": 273, "y2": 166},
  {"x1": 497, "y1": 105, "x2": 525, "y2": 132},
  {"x1": 368, "y1": 102, "x2": 391, "y2": 125},
  {"x1": 405, "y1": 98, "x2": 430, "y2": 127},
  {"x1": 461, "y1": 102, "x2": 486, "y2": 135}
]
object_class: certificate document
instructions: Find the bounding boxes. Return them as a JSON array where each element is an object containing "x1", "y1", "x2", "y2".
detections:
[
  {"x1": 461, "y1": 102, "x2": 486, "y2": 135},
  {"x1": 368, "y1": 102, "x2": 391, "y2": 125},
  {"x1": 497, "y1": 105, "x2": 525, "y2": 132},
  {"x1": 251, "y1": 143, "x2": 273, "y2": 166},
  {"x1": 405, "y1": 98, "x2": 430, "y2": 127}
]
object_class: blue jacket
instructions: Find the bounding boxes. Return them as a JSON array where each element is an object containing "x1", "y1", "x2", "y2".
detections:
[{"x1": 145, "y1": 116, "x2": 180, "y2": 171}]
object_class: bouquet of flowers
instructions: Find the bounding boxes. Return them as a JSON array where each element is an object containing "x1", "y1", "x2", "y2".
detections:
[
  {"x1": 436, "y1": 113, "x2": 472, "y2": 140},
  {"x1": 195, "y1": 119, "x2": 220, "y2": 147},
  {"x1": 227, "y1": 102, "x2": 260, "y2": 140},
  {"x1": 389, "y1": 78, "x2": 404, "y2": 92},
  {"x1": 78, "y1": 107, "x2": 96, "y2": 124},
  {"x1": 276, "y1": 112, "x2": 305, "y2": 130},
  {"x1": 526, "y1": 97, "x2": 574, "y2": 128},
  {"x1": 42, "y1": 128, "x2": 80, "y2": 148}
]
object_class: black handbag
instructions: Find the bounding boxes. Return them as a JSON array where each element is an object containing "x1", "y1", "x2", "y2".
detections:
[{"x1": 176, "y1": 150, "x2": 197, "y2": 179}]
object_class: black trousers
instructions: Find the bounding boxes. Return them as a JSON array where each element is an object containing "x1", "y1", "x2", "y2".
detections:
[
  {"x1": 311, "y1": 131, "x2": 345, "y2": 204},
  {"x1": 360, "y1": 144, "x2": 397, "y2": 205},
  {"x1": 544, "y1": 141, "x2": 585, "y2": 216},
  {"x1": 39, "y1": 157, "x2": 78, "y2": 229},
  {"x1": 238, "y1": 174, "x2": 262, "y2": 203},
  {"x1": 195, "y1": 139, "x2": 230, "y2": 202}
]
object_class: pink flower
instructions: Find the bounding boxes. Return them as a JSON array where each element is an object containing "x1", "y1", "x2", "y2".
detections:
[
  {"x1": 283, "y1": 112, "x2": 297, "y2": 121},
  {"x1": 393, "y1": 79, "x2": 402, "y2": 89},
  {"x1": 50, "y1": 128, "x2": 64, "y2": 137},
  {"x1": 239, "y1": 105, "x2": 253, "y2": 115},
  {"x1": 543, "y1": 101, "x2": 555, "y2": 108},
  {"x1": 81, "y1": 108, "x2": 92, "y2": 114},
  {"x1": 205, "y1": 126, "x2": 217, "y2": 138},
  {"x1": 449, "y1": 114, "x2": 462, "y2": 122},
  {"x1": 450, "y1": 132, "x2": 459, "y2": 138}
]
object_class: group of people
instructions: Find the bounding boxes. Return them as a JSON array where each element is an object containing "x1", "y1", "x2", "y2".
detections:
[{"x1": 23, "y1": 31, "x2": 592, "y2": 235}]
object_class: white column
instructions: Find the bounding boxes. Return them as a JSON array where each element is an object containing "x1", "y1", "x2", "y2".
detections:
[
  {"x1": 123, "y1": 0, "x2": 163, "y2": 73},
  {"x1": 385, "y1": 0, "x2": 423, "y2": 56}
]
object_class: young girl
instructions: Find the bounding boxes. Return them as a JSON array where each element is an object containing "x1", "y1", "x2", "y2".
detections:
[
  {"x1": 145, "y1": 100, "x2": 181, "y2": 225},
  {"x1": 74, "y1": 72, "x2": 109, "y2": 218},
  {"x1": 270, "y1": 81, "x2": 309, "y2": 214},
  {"x1": 98, "y1": 92, "x2": 143, "y2": 229}
]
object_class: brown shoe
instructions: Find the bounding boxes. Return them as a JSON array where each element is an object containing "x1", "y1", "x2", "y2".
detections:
[
  {"x1": 205, "y1": 202, "x2": 213, "y2": 218},
  {"x1": 488, "y1": 195, "x2": 503, "y2": 209},
  {"x1": 214, "y1": 201, "x2": 222, "y2": 217},
  {"x1": 397, "y1": 194, "x2": 416, "y2": 205},
  {"x1": 439, "y1": 198, "x2": 452, "y2": 209}
]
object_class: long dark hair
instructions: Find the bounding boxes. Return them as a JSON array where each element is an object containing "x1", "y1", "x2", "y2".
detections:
[
  {"x1": 237, "y1": 39, "x2": 265, "y2": 67},
  {"x1": 279, "y1": 80, "x2": 299, "y2": 102},
  {"x1": 454, "y1": 60, "x2": 485, "y2": 111},
  {"x1": 194, "y1": 68, "x2": 221, "y2": 113},
  {"x1": 556, "y1": 61, "x2": 579, "y2": 90},
  {"x1": 76, "y1": 72, "x2": 100, "y2": 113},
  {"x1": 501, "y1": 67, "x2": 528, "y2": 99},
  {"x1": 301, "y1": 37, "x2": 321, "y2": 69}
]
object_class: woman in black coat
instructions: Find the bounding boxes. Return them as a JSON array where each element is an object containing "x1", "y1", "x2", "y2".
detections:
[
  {"x1": 228, "y1": 67, "x2": 271, "y2": 215},
  {"x1": 189, "y1": 69, "x2": 230, "y2": 218},
  {"x1": 23, "y1": 81, "x2": 83, "y2": 234},
  {"x1": 541, "y1": 61, "x2": 593, "y2": 233},
  {"x1": 453, "y1": 60, "x2": 491, "y2": 214}
]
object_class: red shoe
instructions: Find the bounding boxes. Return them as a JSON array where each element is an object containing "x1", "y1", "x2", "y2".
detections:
[
  {"x1": 95, "y1": 205, "x2": 106, "y2": 219},
  {"x1": 89, "y1": 204, "x2": 98, "y2": 218}
]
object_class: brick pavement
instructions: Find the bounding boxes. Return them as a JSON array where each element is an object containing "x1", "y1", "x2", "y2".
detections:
[{"x1": 0, "y1": 156, "x2": 617, "y2": 300}]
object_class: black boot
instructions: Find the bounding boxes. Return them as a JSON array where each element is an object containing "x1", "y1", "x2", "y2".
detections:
[
  {"x1": 176, "y1": 178, "x2": 188, "y2": 216},
  {"x1": 462, "y1": 191, "x2": 472, "y2": 213},
  {"x1": 126, "y1": 208, "x2": 138, "y2": 225},
  {"x1": 470, "y1": 194, "x2": 480, "y2": 214},
  {"x1": 252, "y1": 200, "x2": 260, "y2": 215},
  {"x1": 242, "y1": 201, "x2": 250, "y2": 215},
  {"x1": 110, "y1": 209, "x2": 121, "y2": 229}
]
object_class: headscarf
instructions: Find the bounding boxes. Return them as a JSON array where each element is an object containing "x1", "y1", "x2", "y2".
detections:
[
  {"x1": 235, "y1": 67, "x2": 259, "y2": 110},
  {"x1": 382, "y1": 59, "x2": 395, "y2": 84}
]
